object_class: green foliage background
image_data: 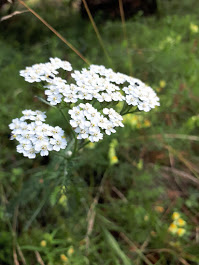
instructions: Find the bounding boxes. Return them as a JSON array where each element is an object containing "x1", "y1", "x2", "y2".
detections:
[{"x1": 1, "y1": 0, "x2": 199, "y2": 264}]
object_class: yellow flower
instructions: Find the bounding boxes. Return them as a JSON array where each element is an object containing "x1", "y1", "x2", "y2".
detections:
[
  {"x1": 67, "y1": 246, "x2": 74, "y2": 256},
  {"x1": 169, "y1": 241, "x2": 180, "y2": 247},
  {"x1": 86, "y1": 142, "x2": 96, "y2": 149},
  {"x1": 168, "y1": 223, "x2": 178, "y2": 234},
  {"x1": 190, "y1": 23, "x2": 198, "y2": 33},
  {"x1": 40, "y1": 240, "x2": 46, "y2": 247},
  {"x1": 59, "y1": 194, "x2": 67, "y2": 206},
  {"x1": 176, "y1": 218, "x2": 186, "y2": 227},
  {"x1": 155, "y1": 206, "x2": 164, "y2": 213},
  {"x1": 172, "y1": 212, "x2": 180, "y2": 220},
  {"x1": 144, "y1": 215, "x2": 149, "y2": 221},
  {"x1": 159, "y1": 80, "x2": 166, "y2": 88},
  {"x1": 60, "y1": 254, "x2": 69, "y2": 262},
  {"x1": 144, "y1": 119, "x2": 151, "y2": 127},
  {"x1": 177, "y1": 228, "x2": 186, "y2": 237},
  {"x1": 110, "y1": 155, "x2": 119, "y2": 165},
  {"x1": 108, "y1": 139, "x2": 118, "y2": 165}
]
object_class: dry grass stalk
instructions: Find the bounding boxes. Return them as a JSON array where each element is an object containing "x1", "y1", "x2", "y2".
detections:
[{"x1": 17, "y1": 0, "x2": 90, "y2": 64}]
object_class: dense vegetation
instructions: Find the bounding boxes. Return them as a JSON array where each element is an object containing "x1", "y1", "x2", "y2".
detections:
[{"x1": 1, "y1": 0, "x2": 199, "y2": 264}]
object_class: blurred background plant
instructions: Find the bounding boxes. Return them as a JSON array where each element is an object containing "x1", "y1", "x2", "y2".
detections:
[{"x1": 1, "y1": 0, "x2": 199, "y2": 264}]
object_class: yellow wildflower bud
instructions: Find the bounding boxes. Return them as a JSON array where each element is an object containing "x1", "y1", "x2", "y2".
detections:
[
  {"x1": 159, "y1": 80, "x2": 166, "y2": 88},
  {"x1": 67, "y1": 246, "x2": 74, "y2": 256},
  {"x1": 155, "y1": 206, "x2": 164, "y2": 213},
  {"x1": 60, "y1": 254, "x2": 68, "y2": 262},
  {"x1": 110, "y1": 155, "x2": 119, "y2": 165},
  {"x1": 40, "y1": 240, "x2": 46, "y2": 247},
  {"x1": 144, "y1": 215, "x2": 149, "y2": 221},
  {"x1": 176, "y1": 218, "x2": 186, "y2": 227},
  {"x1": 86, "y1": 142, "x2": 96, "y2": 149},
  {"x1": 177, "y1": 228, "x2": 186, "y2": 237},
  {"x1": 59, "y1": 194, "x2": 67, "y2": 205},
  {"x1": 172, "y1": 212, "x2": 180, "y2": 220},
  {"x1": 168, "y1": 223, "x2": 178, "y2": 234},
  {"x1": 190, "y1": 23, "x2": 198, "y2": 33},
  {"x1": 144, "y1": 119, "x2": 151, "y2": 127},
  {"x1": 169, "y1": 241, "x2": 180, "y2": 247}
]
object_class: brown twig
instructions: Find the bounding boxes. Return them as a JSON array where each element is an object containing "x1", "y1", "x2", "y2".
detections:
[
  {"x1": 182, "y1": 206, "x2": 198, "y2": 225},
  {"x1": 16, "y1": 244, "x2": 27, "y2": 265},
  {"x1": 160, "y1": 165, "x2": 199, "y2": 186},
  {"x1": 148, "y1": 249, "x2": 191, "y2": 265},
  {"x1": 85, "y1": 170, "x2": 109, "y2": 254},
  {"x1": 13, "y1": 248, "x2": 20, "y2": 265},
  {"x1": 0, "y1": 10, "x2": 28, "y2": 21},
  {"x1": 35, "y1": 251, "x2": 45, "y2": 265},
  {"x1": 112, "y1": 186, "x2": 128, "y2": 202},
  {"x1": 120, "y1": 232, "x2": 153, "y2": 265}
]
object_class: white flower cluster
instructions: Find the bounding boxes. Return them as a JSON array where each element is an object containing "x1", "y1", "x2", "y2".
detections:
[
  {"x1": 19, "y1": 58, "x2": 160, "y2": 113},
  {"x1": 69, "y1": 103, "x2": 124, "y2": 142},
  {"x1": 19, "y1": 57, "x2": 72, "y2": 83},
  {"x1": 88, "y1": 65, "x2": 160, "y2": 112},
  {"x1": 43, "y1": 67, "x2": 125, "y2": 106},
  {"x1": 13, "y1": 58, "x2": 160, "y2": 159},
  {"x1": 9, "y1": 110, "x2": 67, "y2": 159},
  {"x1": 123, "y1": 79, "x2": 160, "y2": 112}
]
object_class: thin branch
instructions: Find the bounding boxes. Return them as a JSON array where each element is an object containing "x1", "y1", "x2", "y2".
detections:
[
  {"x1": 13, "y1": 248, "x2": 20, "y2": 265},
  {"x1": 16, "y1": 244, "x2": 27, "y2": 265},
  {"x1": 120, "y1": 232, "x2": 153, "y2": 265},
  {"x1": 112, "y1": 186, "x2": 128, "y2": 202},
  {"x1": 153, "y1": 164, "x2": 199, "y2": 186},
  {"x1": 1, "y1": 10, "x2": 29, "y2": 22}
]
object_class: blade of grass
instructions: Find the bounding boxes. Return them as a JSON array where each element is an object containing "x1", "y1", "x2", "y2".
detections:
[
  {"x1": 118, "y1": 0, "x2": 133, "y2": 75},
  {"x1": 82, "y1": 0, "x2": 113, "y2": 67},
  {"x1": 103, "y1": 228, "x2": 131, "y2": 265},
  {"x1": 17, "y1": 0, "x2": 90, "y2": 65}
]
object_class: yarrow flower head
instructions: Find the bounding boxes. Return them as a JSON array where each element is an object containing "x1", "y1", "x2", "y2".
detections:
[
  {"x1": 69, "y1": 103, "x2": 123, "y2": 142},
  {"x1": 10, "y1": 58, "x2": 160, "y2": 159},
  {"x1": 9, "y1": 110, "x2": 67, "y2": 159}
]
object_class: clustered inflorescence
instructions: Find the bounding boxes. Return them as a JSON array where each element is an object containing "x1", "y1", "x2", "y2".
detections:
[
  {"x1": 10, "y1": 58, "x2": 160, "y2": 159},
  {"x1": 9, "y1": 110, "x2": 67, "y2": 159}
]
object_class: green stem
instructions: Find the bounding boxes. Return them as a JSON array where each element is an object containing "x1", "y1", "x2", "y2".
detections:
[
  {"x1": 78, "y1": 140, "x2": 90, "y2": 151},
  {"x1": 122, "y1": 109, "x2": 139, "y2": 115},
  {"x1": 58, "y1": 107, "x2": 78, "y2": 158},
  {"x1": 120, "y1": 101, "x2": 128, "y2": 115},
  {"x1": 71, "y1": 137, "x2": 78, "y2": 158},
  {"x1": 121, "y1": 106, "x2": 139, "y2": 116},
  {"x1": 52, "y1": 152, "x2": 68, "y2": 159},
  {"x1": 58, "y1": 108, "x2": 75, "y2": 137}
]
